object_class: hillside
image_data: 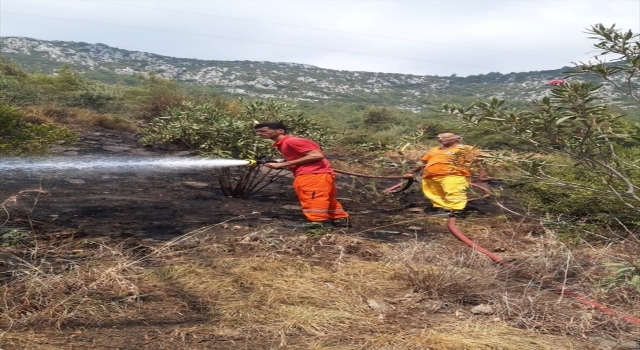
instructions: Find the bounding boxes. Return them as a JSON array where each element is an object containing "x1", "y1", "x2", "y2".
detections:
[{"x1": 3, "y1": 36, "x2": 635, "y2": 112}]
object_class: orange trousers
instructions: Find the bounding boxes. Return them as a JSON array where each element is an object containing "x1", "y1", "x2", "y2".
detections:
[
  {"x1": 421, "y1": 176, "x2": 470, "y2": 210},
  {"x1": 293, "y1": 173, "x2": 349, "y2": 222}
]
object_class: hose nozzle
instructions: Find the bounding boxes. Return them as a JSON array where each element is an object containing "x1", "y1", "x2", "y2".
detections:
[{"x1": 245, "y1": 158, "x2": 284, "y2": 166}]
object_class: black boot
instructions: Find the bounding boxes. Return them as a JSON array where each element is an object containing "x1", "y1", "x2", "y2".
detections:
[{"x1": 332, "y1": 218, "x2": 352, "y2": 228}]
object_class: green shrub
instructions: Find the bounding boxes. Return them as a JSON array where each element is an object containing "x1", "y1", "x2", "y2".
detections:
[
  {"x1": 601, "y1": 260, "x2": 640, "y2": 294},
  {"x1": 333, "y1": 131, "x2": 396, "y2": 155},
  {"x1": 0, "y1": 104, "x2": 79, "y2": 156},
  {"x1": 1, "y1": 58, "x2": 131, "y2": 113},
  {"x1": 140, "y1": 98, "x2": 332, "y2": 197},
  {"x1": 360, "y1": 106, "x2": 401, "y2": 131},
  {"x1": 0, "y1": 102, "x2": 21, "y2": 135},
  {"x1": 0, "y1": 58, "x2": 42, "y2": 106},
  {"x1": 122, "y1": 73, "x2": 185, "y2": 121},
  {"x1": 0, "y1": 122, "x2": 79, "y2": 155},
  {"x1": 1, "y1": 229, "x2": 30, "y2": 247},
  {"x1": 507, "y1": 151, "x2": 640, "y2": 230}
]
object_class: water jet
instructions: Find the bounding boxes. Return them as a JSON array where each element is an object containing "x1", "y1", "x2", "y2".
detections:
[{"x1": 0, "y1": 156, "x2": 250, "y2": 174}]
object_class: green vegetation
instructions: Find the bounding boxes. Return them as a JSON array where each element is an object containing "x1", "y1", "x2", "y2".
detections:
[
  {"x1": 443, "y1": 23, "x2": 640, "y2": 231},
  {"x1": 140, "y1": 98, "x2": 333, "y2": 197},
  {"x1": 602, "y1": 259, "x2": 640, "y2": 293},
  {"x1": 0, "y1": 101, "x2": 78, "y2": 155},
  {"x1": 1, "y1": 228, "x2": 30, "y2": 247}
]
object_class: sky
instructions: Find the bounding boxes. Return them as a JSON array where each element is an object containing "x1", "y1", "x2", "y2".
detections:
[{"x1": 1, "y1": 0, "x2": 639, "y2": 77}]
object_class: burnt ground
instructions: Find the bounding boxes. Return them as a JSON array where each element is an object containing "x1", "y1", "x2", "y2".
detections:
[
  {"x1": 3, "y1": 128, "x2": 639, "y2": 350},
  {"x1": 0, "y1": 127, "x2": 504, "y2": 243}
]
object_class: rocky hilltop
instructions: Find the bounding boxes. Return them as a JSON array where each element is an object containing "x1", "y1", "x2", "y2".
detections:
[{"x1": 0, "y1": 36, "x2": 631, "y2": 111}]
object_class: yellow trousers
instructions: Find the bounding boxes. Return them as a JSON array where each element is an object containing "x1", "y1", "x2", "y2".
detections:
[
  {"x1": 421, "y1": 176, "x2": 470, "y2": 210},
  {"x1": 293, "y1": 173, "x2": 349, "y2": 222}
]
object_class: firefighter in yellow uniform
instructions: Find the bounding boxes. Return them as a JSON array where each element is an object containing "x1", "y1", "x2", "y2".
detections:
[{"x1": 405, "y1": 133, "x2": 489, "y2": 216}]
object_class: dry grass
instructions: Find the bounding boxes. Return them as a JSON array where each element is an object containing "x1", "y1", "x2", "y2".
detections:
[
  {"x1": 21, "y1": 105, "x2": 137, "y2": 132},
  {"x1": 447, "y1": 216, "x2": 640, "y2": 338},
  {"x1": 1, "y1": 240, "x2": 143, "y2": 329},
  {"x1": 384, "y1": 241, "x2": 500, "y2": 304},
  {"x1": 359, "y1": 322, "x2": 586, "y2": 350},
  {"x1": 1, "y1": 207, "x2": 639, "y2": 348}
]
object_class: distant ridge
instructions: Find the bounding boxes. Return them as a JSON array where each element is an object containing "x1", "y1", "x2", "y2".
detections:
[{"x1": 1, "y1": 36, "x2": 629, "y2": 111}]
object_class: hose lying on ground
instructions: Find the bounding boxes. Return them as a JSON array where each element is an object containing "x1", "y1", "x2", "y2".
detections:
[
  {"x1": 333, "y1": 169, "x2": 414, "y2": 193},
  {"x1": 247, "y1": 159, "x2": 415, "y2": 193},
  {"x1": 450, "y1": 182, "x2": 640, "y2": 325}
]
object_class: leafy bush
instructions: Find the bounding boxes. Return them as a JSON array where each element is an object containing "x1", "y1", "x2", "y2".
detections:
[
  {"x1": 123, "y1": 73, "x2": 185, "y2": 121},
  {"x1": 0, "y1": 102, "x2": 78, "y2": 155},
  {"x1": 0, "y1": 102, "x2": 21, "y2": 134},
  {"x1": 1, "y1": 60, "x2": 128, "y2": 113},
  {"x1": 0, "y1": 121, "x2": 79, "y2": 155},
  {"x1": 140, "y1": 98, "x2": 332, "y2": 197},
  {"x1": 333, "y1": 131, "x2": 397, "y2": 155},
  {"x1": 360, "y1": 106, "x2": 401, "y2": 131},
  {"x1": 0, "y1": 57, "x2": 42, "y2": 106},
  {"x1": 508, "y1": 152, "x2": 640, "y2": 229},
  {"x1": 601, "y1": 259, "x2": 640, "y2": 294}
]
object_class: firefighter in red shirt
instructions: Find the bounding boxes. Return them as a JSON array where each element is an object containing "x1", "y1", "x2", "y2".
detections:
[{"x1": 254, "y1": 122, "x2": 350, "y2": 229}]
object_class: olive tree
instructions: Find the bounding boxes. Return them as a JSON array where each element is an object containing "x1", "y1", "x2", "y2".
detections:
[{"x1": 443, "y1": 24, "x2": 640, "y2": 228}]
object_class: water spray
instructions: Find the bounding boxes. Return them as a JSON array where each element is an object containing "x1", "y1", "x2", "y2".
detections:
[
  {"x1": 0, "y1": 156, "x2": 252, "y2": 174},
  {"x1": 1, "y1": 155, "x2": 414, "y2": 194}
]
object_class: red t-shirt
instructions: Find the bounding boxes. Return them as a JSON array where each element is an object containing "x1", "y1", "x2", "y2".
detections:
[{"x1": 273, "y1": 135, "x2": 333, "y2": 176}]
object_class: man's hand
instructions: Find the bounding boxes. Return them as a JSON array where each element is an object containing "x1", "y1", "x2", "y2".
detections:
[
  {"x1": 404, "y1": 165, "x2": 423, "y2": 178},
  {"x1": 263, "y1": 162, "x2": 289, "y2": 170}
]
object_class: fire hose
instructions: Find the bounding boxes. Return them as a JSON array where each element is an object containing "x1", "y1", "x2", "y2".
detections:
[
  {"x1": 247, "y1": 158, "x2": 415, "y2": 193},
  {"x1": 455, "y1": 182, "x2": 640, "y2": 325},
  {"x1": 332, "y1": 169, "x2": 414, "y2": 193}
]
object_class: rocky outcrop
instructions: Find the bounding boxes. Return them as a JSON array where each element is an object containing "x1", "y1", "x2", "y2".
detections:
[{"x1": 1, "y1": 37, "x2": 634, "y2": 110}]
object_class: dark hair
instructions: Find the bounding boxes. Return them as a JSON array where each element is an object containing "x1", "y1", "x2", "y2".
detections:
[{"x1": 254, "y1": 122, "x2": 287, "y2": 133}]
